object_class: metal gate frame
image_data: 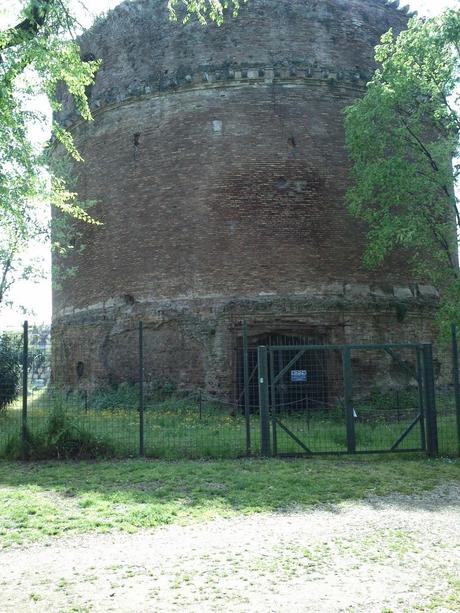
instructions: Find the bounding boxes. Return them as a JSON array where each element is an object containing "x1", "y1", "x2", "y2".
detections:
[{"x1": 257, "y1": 342, "x2": 439, "y2": 458}]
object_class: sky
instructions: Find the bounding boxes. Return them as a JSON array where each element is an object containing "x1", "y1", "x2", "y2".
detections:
[{"x1": 0, "y1": 0, "x2": 458, "y2": 329}]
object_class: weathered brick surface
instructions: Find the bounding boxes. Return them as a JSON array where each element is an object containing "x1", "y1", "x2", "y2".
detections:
[{"x1": 53, "y1": 0, "x2": 444, "y2": 393}]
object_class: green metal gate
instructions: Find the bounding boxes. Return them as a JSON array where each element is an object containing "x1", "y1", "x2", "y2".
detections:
[{"x1": 257, "y1": 343, "x2": 438, "y2": 457}]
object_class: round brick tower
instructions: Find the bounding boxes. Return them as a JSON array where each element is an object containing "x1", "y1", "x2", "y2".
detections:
[{"x1": 52, "y1": 0, "x2": 440, "y2": 393}]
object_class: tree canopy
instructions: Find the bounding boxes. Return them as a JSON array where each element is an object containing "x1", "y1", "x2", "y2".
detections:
[
  {"x1": 344, "y1": 8, "x2": 460, "y2": 333},
  {"x1": 0, "y1": 0, "x2": 100, "y2": 310}
]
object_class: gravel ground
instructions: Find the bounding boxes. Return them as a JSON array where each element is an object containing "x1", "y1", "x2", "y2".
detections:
[{"x1": 0, "y1": 482, "x2": 458, "y2": 613}]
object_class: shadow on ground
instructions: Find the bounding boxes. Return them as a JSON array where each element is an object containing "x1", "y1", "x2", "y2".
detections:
[{"x1": 0, "y1": 456, "x2": 458, "y2": 547}]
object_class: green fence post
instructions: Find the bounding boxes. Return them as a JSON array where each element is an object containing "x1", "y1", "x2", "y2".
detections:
[
  {"x1": 416, "y1": 346, "x2": 426, "y2": 451},
  {"x1": 22, "y1": 320, "x2": 29, "y2": 459},
  {"x1": 258, "y1": 345, "x2": 271, "y2": 457},
  {"x1": 269, "y1": 348, "x2": 278, "y2": 457},
  {"x1": 422, "y1": 343, "x2": 438, "y2": 457},
  {"x1": 342, "y1": 346, "x2": 356, "y2": 454},
  {"x1": 242, "y1": 321, "x2": 251, "y2": 455},
  {"x1": 451, "y1": 324, "x2": 460, "y2": 456},
  {"x1": 139, "y1": 321, "x2": 145, "y2": 457}
]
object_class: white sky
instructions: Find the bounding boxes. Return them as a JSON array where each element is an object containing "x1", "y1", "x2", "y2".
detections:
[{"x1": 0, "y1": 0, "x2": 458, "y2": 329}]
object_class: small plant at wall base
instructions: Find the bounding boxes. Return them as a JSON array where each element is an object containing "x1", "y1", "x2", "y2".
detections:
[{"x1": 344, "y1": 9, "x2": 460, "y2": 337}]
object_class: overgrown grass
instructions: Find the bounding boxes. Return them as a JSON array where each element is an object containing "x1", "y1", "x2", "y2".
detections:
[
  {"x1": 0, "y1": 456, "x2": 458, "y2": 548},
  {"x1": 0, "y1": 387, "x2": 458, "y2": 459},
  {"x1": 5, "y1": 409, "x2": 115, "y2": 461}
]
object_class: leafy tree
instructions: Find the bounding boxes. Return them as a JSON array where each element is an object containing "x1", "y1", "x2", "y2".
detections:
[
  {"x1": 344, "y1": 9, "x2": 460, "y2": 334},
  {"x1": 1, "y1": 0, "x2": 243, "y2": 312},
  {"x1": 0, "y1": 0, "x2": 100, "y2": 310}
]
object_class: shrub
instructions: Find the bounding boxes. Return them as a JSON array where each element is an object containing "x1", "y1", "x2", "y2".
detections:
[
  {"x1": 88, "y1": 382, "x2": 138, "y2": 411},
  {"x1": 5, "y1": 407, "x2": 115, "y2": 460},
  {"x1": 85, "y1": 379, "x2": 181, "y2": 411},
  {"x1": 0, "y1": 333, "x2": 21, "y2": 412}
]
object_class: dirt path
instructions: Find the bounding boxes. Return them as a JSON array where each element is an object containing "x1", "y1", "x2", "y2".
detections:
[{"x1": 0, "y1": 483, "x2": 459, "y2": 613}]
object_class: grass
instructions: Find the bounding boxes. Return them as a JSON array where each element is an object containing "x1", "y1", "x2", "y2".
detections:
[
  {"x1": 0, "y1": 388, "x2": 458, "y2": 459},
  {"x1": 414, "y1": 576, "x2": 460, "y2": 611},
  {"x1": 0, "y1": 455, "x2": 458, "y2": 548}
]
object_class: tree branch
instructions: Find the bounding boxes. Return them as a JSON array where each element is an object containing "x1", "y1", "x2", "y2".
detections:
[
  {"x1": 419, "y1": 208, "x2": 457, "y2": 271},
  {"x1": 401, "y1": 120, "x2": 440, "y2": 171},
  {"x1": 401, "y1": 121, "x2": 460, "y2": 233},
  {"x1": 0, "y1": 0, "x2": 53, "y2": 51},
  {"x1": 0, "y1": 251, "x2": 15, "y2": 306}
]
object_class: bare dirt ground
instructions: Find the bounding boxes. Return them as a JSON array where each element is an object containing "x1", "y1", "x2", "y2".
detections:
[{"x1": 0, "y1": 483, "x2": 458, "y2": 613}]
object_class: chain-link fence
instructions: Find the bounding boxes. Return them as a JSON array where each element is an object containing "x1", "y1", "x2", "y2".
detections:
[{"x1": 0, "y1": 320, "x2": 458, "y2": 460}]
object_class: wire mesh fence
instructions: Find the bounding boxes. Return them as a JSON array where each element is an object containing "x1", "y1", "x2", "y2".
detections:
[
  {"x1": 263, "y1": 343, "x2": 434, "y2": 457},
  {"x1": 0, "y1": 388, "x2": 261, "y2": 460},
  {"x1": 436, "y1": 388, "x2": 459, "y2": 457},
  {"x1": 17, "y1": 387, "x2": 256, "y2": 460},
  {"x1": 350, "y1": 346, "x2": 426, "y2": 454},
  {"x1": 268, "y1": 345, "x2": 346, "y2": 455},
  {"x1": 435, "y1": 325, "x2": 460, "y2": 457},
  {"x1": 0, "y1": 320, "x2": 459, "y2": 460}
]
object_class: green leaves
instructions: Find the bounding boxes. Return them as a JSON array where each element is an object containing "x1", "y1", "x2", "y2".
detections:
[
  {"x1": 0, "y1": 0, "x2": 248, "y2": 311},
  {"x1": 0, "y1": 0, "x2": 99, "y2": 309},
  {"x1": 344, "y1": 9, "x2": 460, "y2": 335},
  {"x1": 168, "y1": 0, "x2": 246, "y2": 25}
]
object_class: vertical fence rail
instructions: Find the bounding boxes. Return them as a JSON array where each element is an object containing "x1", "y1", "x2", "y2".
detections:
[
  {"x1": 258, "y1": 346, "x2": 271, "y2": 457},
  {"x1": 269, "y1": 349, "x2": 278, "y2": 457},
  {"x1": 342, "y1": 346, "x2": 356, "y2": 454},
  {"x1": 451, "y1": 324, "x2": 460, "y2": 456},
  {"x1": 21, "y1": 320, "x2": 29, "y2": 459},
  {"x1": 422, "y1": 343, "x2": 438, "y2": 457},
  {"x1": 416, "y1": 346, "x2": 427, "y2": 451},
  {"x1": 242, "y1": 321, "x2": 251, "y2": 455},
  {"x1": 139, "y1": 321, "x2": 145, "y2": 457}
]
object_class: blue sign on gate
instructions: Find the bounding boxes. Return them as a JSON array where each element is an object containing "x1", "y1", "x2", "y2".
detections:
[{"x1": 291, "y1": 370, "x2": 307, "y2": 382}]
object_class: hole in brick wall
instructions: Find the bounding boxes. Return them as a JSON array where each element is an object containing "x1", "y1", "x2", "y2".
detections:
[
  {"x1": 235, "y1": 330, "x2": 330, "y2": 410},
  {"x1": 81, "y1": 53, "x2": 96, "y2": 99},
  {"x1": 133, "y1": 133, "x2": 141, "y2": 147},
  {"x1": 123, "y1": 294, "x2": 135, "y2": 305},
  {"x1": 212, "y1": 120, "x2": 223, "y2": 133},
  {"x1": 275, "y1": 177, "x2": 289, "y2": 191},
  {"x1": 395, "y1": 303, "x2": 408, "y2": 323},
  {"x1": 76, "y1": 361, "x2": 84, "y2": 380}
]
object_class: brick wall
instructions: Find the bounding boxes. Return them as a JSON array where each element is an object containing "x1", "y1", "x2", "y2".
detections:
[{"x1": 52, "y1": 0, "x2": 444, "y2": 391}]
